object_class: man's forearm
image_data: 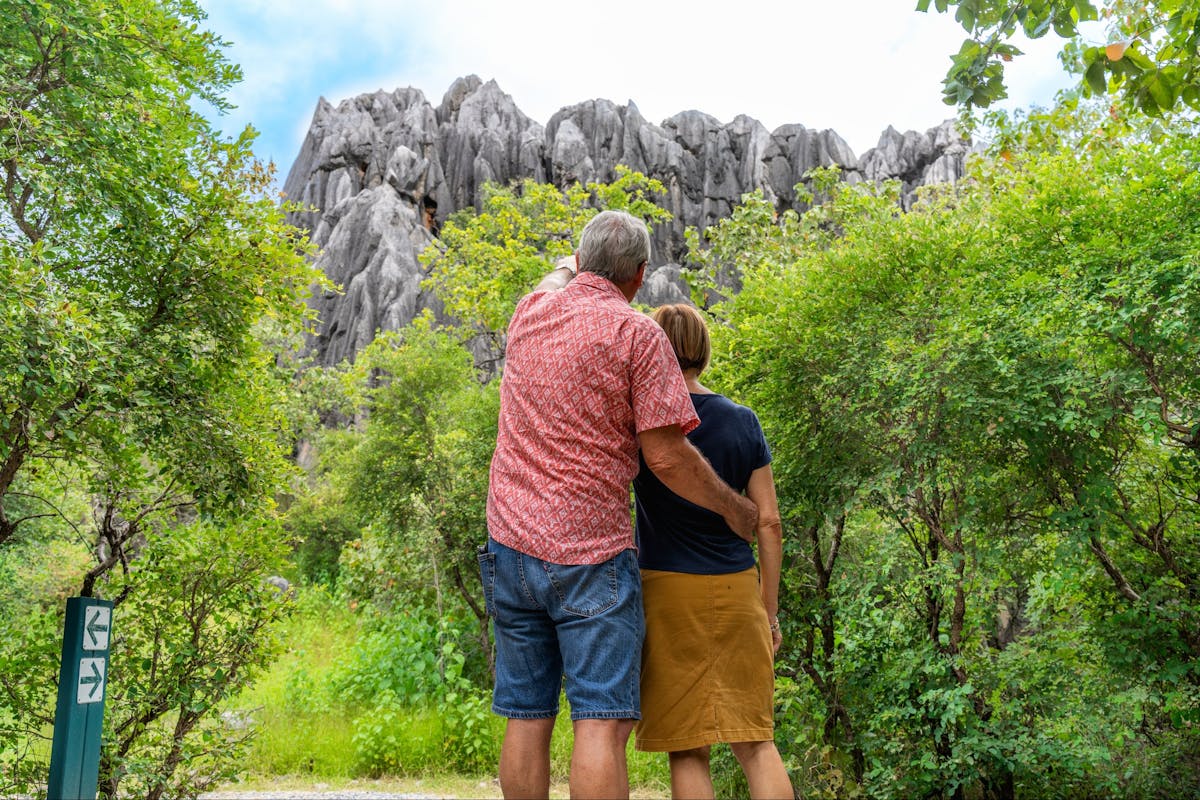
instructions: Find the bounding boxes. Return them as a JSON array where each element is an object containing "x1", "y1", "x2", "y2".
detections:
[
  {"x1": 532, "y1": 256, "x2": 577, "y2": 293},
  {"x1": 641, "y1": 427, "x2": 758, "y2": 541},
  {"x1": 657, "y1": 440, "x2": 744, "y2": 517}
]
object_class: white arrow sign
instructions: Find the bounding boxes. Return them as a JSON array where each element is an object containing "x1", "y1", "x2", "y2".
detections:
[
  {"x1": 82, "y1": 606, "x2": 110, "y2": 651},
  {"x1": 77, "y1": 658, "x2": 106, "y2": 705}
]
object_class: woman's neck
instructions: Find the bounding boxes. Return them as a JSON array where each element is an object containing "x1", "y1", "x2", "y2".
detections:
[{"x1": 683, "y1": 370, "x2": 714, "y2": 395}]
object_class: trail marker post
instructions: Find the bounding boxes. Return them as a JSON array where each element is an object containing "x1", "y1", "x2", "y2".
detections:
[{"x1": 47, "y1": 596, "x2": 113, "y2": 800}]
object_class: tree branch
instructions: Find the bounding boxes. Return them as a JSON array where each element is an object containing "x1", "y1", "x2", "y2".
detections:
[{"x1": 1088, "y1": 535, "x2": 1142, "y2": 602}]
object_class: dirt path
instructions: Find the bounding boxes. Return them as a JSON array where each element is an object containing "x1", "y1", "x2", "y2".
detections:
[
  {"x1": 199, "y1": 776, "x2": 499, "y2": 799},
  {"x1": 201, "y1": 777, "x2": 666, "y2": 799},
  {"x1": 201, "y1": 793, "x2": 439, "y2": 799},
  {"x1": 202, "y1": 793, "x2": 439, "y2": 799}
]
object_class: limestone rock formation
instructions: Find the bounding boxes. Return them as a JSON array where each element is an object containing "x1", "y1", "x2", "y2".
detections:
[{"x1": 282, "y1": 76, "x2": 970, "y2": 366}]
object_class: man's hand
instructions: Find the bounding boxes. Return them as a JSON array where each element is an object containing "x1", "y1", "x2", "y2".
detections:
[
  {"x1": 531, "y1": 255, "x2": 578, "y2": 293},
  {"x1": 725, "y1": 493, "x2": 758, "y2": 543},
  {"x1": 639, "y1": 425, "x2": 758, "y2": 542}
]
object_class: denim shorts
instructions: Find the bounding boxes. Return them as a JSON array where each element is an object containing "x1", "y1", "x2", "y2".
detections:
[{"x1": 477, "y1": 537, "x2": 644, "y2": 720}]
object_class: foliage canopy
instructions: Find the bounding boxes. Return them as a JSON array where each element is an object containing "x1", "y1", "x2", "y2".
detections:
[
  {"x1": 0, "y1": 0, "x2": 320, "y2": 796},
  {"x1": 690, "y1": 113, "x2": 1200, "y2": 796},
  {"x1": 922, "y1": 0, "x2": 1200, "y2": 116}
]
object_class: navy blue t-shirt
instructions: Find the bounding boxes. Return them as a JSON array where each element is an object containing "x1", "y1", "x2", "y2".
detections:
[{"x1": 634, "y1": 393, "x2": 771, "y2": 574}]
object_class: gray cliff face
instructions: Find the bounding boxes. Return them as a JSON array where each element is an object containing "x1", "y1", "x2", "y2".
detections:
[{"x1": 283, "y1": 76, "x2": 970, "y2": 366}]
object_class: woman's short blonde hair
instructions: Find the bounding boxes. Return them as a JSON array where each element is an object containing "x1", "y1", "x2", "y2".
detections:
[{"x1": 652, "y1": 304, "x2": 711, "y2": 374}]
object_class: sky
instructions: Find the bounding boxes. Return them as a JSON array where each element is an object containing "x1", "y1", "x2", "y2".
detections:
[{"x1": 197, "y1": 0, "x2": 1102, "y2": 175}]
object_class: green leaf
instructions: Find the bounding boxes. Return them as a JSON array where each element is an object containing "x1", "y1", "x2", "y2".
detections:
[
  {"x1": 1052, "y1": 16, "x2": 1077, "y2": 37},
  {"x1": 1143, "y1": 71, "x2": 1176, "y2": 112},
  {"x1": 1182, "y1": 85, "x2": 1200, "y2": 111},
  {"x1": 955, "y1": 4, "x2": 976, "y2": 31},
  {"x1": 1123, "y1": 46, "x2": 1156, "y2": 72},
  {"x1": 1024, "y1": 13, "x2": 1053, "y2": 38},
  {"x1": 1085, "y1": 59, "x2": 1108, "y2": 95}
]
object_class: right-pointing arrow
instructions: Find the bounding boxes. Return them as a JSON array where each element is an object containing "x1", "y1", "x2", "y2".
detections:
[{"x1": 79, "y1": 660, "x2": 104, "y2": 700}]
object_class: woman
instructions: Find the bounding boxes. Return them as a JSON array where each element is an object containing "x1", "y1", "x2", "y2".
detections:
[{"x1": 633, "y1": 303, "x2": 793, "y2": 800}]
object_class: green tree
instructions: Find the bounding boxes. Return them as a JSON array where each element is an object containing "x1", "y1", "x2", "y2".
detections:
[
  {"x1": 697, "y1": 116, "x2": 1200, "y2": 796},
  {"x1": 0, "y1": 0, "x2": 319, "y2": 545},
  {"x1": 334, "y1": 315, "x2": 498, "y2": 673},
  {"x1": 277, "y1": 352, "x2": 365, "y2": 588},
  {"x1": 975, "y1": 132, "x2": 1200, "y2": 781},
  {"x1": 0, "y1": 0, "x2": 321, "y2": 796},
  {"x1": 921, "y1": 0, "x2": 1200, "y2": 116}
]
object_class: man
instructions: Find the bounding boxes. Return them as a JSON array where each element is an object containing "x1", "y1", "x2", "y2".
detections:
[{"x1": 480, "y1": 209, "x2": 758, "y2": 799}]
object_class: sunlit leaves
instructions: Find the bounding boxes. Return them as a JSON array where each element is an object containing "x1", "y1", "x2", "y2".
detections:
[
  {"x1": 0, "y1": 0, "x2": 323, "y2": 545},
  {"x1": 421, "y1": 166, "x2": 668, "y2": 335},
  {"x1": 923, "y1": 0, "x2": 1200, "y2": 117},
  {"x1": 328, "y1": 314, "x2": 498, "y2": 641}
]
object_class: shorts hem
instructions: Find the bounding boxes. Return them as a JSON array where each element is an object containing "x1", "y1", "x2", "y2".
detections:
[
  {"x1": 569, "y1": 709, "x2": 641, "y2": 721},
  {"x1": 635, "y1": 727, "x2": 774, "y2": 752},
  {"x1": 493, "y1": 705, "x2": 559, "y2": 720}
]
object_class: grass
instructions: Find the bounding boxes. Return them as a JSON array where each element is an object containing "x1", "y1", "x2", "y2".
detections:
[
  {"x1": 221, "y1": 586, "x2": 673, "y2": 796},
  {"x1": 235, "y1": 707, "x2": 358, "y2": 778},
  {"x1": 226, "y1": 587, "x2": 361, "y2": 777}
]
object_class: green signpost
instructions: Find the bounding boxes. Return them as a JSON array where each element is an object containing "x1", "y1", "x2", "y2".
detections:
[{"x1": 47, "y1": 596, "x2": 113, "y2": 800}]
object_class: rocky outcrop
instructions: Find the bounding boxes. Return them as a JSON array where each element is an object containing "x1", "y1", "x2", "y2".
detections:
[
  {"x1": 283, "y1": 76, "x2": 970, "y2": 366},
  {"x1": 859, "y1": 123, "x2": 969, "y2": 197}
]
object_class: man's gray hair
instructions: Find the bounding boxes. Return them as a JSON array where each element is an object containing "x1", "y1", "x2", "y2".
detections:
[{"x1": 577, "y1": 210, "x2": 650, "y2": 283}]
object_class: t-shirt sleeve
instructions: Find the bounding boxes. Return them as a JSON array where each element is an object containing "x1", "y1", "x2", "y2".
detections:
[
  {"x1": 746, "y1": 407, "x2": 772, "y2": 470},
  {"x1": 629, "y1": 321, "x2": 700, "y2": 435}
]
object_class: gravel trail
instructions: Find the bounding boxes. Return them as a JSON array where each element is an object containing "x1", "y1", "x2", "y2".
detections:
[{"x1": 201, "y1": 793, "x2": 440, "y2": 799}]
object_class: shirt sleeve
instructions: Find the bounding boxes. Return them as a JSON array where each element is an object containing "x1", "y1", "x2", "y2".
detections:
[
  {"x1": 746, "y1": 407, "x2": 773, "y2": 469},
  {"x1": 628, "y1": 321, "x2": 700, "y2": 435}
]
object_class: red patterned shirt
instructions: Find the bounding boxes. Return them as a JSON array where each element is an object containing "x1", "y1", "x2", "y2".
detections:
[{"x1": 487, "y1": 271, "x2": 700, "y2": 564}]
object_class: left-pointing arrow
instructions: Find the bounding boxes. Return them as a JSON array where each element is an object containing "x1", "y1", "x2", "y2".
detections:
[{"x1": 86, "y1": 609, "x2": 109, "y2": 648}]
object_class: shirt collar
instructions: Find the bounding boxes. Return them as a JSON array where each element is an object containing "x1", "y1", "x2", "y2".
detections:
[{"x1": 572, "y1": 270, "x2": 627, "y2": 301}]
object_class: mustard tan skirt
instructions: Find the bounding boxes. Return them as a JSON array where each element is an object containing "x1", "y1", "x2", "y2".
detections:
[{"x1": 635, "y1": 566, "x2": 775, "y2": 752}]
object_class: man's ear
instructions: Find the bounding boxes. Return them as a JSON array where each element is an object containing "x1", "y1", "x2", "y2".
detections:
[{"x1": 617, "y1": 262, "x2": 647, "y2": 302}]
